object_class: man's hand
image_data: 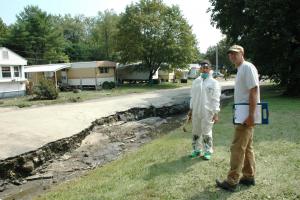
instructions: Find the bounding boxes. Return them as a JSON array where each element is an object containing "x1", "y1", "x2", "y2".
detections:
[
  {"x1": 244, "y1": 114, "x2": 255, "y2": 127},
  {"x1": 245, "y1": 86, "x2": 258, "y2": 127},
  {"x1": 212, "y1": 114, "x2": 219, "y2": 124},
  {"x1": 187, "y1": 110, "x2": 192, "y2": 121}
]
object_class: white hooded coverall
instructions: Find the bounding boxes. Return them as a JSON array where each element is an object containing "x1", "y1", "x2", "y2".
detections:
[{"x1": 190, "y1": 72, "x2": 221, "y2": 153}]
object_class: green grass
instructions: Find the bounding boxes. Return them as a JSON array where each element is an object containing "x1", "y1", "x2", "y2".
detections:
[
  {"x1": 0, "y1": 81, "x2": 191, "y2": 108},
  {"x1": 36, "y1": 86, "x2": 300, "y2": 200}
]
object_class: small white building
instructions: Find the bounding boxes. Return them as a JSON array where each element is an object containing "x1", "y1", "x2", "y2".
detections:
[{"x1": 0, "y1": 47, "x2": 27, "y2": 98}]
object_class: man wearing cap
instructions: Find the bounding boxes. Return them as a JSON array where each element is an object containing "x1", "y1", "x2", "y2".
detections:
[
  {"x1": 216, "y1": 45, "x2": 260, "y2": 191},
  {"x1": 188, "y1": 61, "x2": 221, "y2": 160}
]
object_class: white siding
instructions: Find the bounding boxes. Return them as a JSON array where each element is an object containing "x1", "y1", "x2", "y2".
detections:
[
  {"x1": 0, "y1": 47, "x2": 27, "y2": 66},
  {"x1": 68, "y1": 77, "x2": 114, "y2": 86}
]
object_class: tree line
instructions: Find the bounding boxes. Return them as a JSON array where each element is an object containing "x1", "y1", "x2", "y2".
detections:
[
  {"x1": 1, "y1": 0, "x2": 298, "y2": 94},
  {"x1": 0, "y1": 6, "x2": 122, "y2": 64},
  {"x1": 0, "y1": 0, "x2": 201, "y2": 82}
]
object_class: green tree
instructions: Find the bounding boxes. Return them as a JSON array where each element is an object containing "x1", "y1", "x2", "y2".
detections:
[
  {"x1": 54, "y1": 14, "x2": 91, "y2": 61},
  {"x1": 0, "y1": 18, "x2": 8, "y2": 46},
  {"x1": 116, "y1": 0, "x2": 198, "y2": 81},
  {"x1": 6, "y1": 6, "x2": 69, "y2": 64},
  {"x1": 209, "y1": 0, "x2": 300, "y2": 96},
  {"x1": 205, "y1": 38, "x2": 234, "y2": 73},
  {"x1": 90, "y1": 10, "x2": 120, "y2": 60}
]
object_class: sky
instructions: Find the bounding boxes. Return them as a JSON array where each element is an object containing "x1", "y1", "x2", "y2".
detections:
[{"x1": 0, "y1": 0, "x2": 223, "y2": 53}]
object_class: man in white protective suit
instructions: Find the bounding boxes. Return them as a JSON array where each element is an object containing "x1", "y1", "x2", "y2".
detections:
[{"x1": 188, "y1": 61, "x2": 221, "y2": 160}]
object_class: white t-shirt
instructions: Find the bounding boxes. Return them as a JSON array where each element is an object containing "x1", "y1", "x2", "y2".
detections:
[{"x1": 234, "y1": 61, "x2": 260, "y2": 104}]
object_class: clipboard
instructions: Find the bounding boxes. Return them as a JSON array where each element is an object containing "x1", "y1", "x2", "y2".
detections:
[{"x1": 233, "y1": 102, "x2": 269, "y2": 125}]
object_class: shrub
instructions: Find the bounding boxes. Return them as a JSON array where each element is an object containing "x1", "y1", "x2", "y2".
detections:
[
  {"x1": 152, "y1": 79, "x2": 160, "y2": 84},
  {"x1": 33, "y1": 79, "x2": 59, "y2": 100},
  {"x1": 109, "y1": 81, "x2": 116, "y2": 89},
  {"x1": 102, "y1": 81, "x2": 115, "y2": 89}
]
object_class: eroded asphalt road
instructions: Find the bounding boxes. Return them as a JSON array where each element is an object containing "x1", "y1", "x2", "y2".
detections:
[
  {"x1": 0, "y1": 80, "x2": 234, "y2": 160},
  {"x1": 0, "y1": 115, "x2": 186, "y2": 200},
  {"x1": 0, "y1": 80, "x2": 235, "y2": 199}
]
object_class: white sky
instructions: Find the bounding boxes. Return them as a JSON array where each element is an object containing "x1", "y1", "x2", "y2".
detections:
[{"x1": 0, "y1": 0, "x2": 223, "y2": 53}]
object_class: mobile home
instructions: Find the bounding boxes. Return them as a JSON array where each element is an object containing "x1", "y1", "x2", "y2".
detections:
[
  {"x1": 25, "y1": 63, "x2": 71, "y2": 88},
  {"x1": 117, "y1": 63, "x2": 158, "y2": 83},
  {"x1": 68, "y1": 61, "x2": 116, "y2": 88},
  {"x1": 25, "y1": 61, "x2": 117, "y2": 89}
]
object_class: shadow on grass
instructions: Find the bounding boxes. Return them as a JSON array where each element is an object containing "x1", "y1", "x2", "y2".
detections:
[
  {"x1": 144, "y1": 155, "x2": 204, "y2": 180},
  {"x1": 189, "y1": 184, "x2": 251, "y2": 200}
]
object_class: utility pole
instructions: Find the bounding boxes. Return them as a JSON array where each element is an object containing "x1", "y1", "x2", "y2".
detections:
[{"x1": 216, "y1": 44, "x2": 219, "y2": 73}]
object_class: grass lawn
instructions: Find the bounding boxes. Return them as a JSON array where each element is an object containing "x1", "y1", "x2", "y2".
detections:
[
  {"x1": 36, "y1": 86, "x2": 300, "y2": 200},
  {"x1": 0, "y1": 81, "x2": 191, "y2": 108}
]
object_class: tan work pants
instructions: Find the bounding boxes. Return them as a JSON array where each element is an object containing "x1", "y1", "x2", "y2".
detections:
[{"x1": 227, "y1": 125, "x2": 256, "y2": 185}]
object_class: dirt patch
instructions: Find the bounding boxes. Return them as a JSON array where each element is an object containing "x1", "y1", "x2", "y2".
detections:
[{"x1": 0, "y1": 115, "x2": 186, "y2": 200}]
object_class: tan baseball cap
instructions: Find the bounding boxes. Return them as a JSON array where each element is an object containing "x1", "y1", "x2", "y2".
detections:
[{"x1": 227, "y1": 45, "x2": 244, "y2": 54}]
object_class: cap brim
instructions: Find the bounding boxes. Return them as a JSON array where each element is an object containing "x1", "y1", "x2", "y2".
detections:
[{"x1": 227, "y1": 49, "x2": 240, "y2": 54}]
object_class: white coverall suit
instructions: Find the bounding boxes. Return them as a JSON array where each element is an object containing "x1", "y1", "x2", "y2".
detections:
[{"x1": 190, "y1": 72, "x2": 221, "y2": 153}]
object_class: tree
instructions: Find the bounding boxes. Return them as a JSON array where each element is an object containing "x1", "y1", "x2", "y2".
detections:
[
  {"x1": 54, "y1": 14, "x2": 91, "y2": 61},
  {"x1": 209, "y1": 0, "x2": 300, "y2": 96},
  {"x1": 90, "y1": 10, "x2": 120, "y2": 60},
  {"x1": 205, "y1": 38, "x2": 234, "y2": 73},
  {"x1": 116, "y1": 0, "x2": 198, "y2": 81},
  {"x1": 6, "y1": 6, "x2": 69, "y2": 64},
  {"x1": 0, "y1": 18, "x2": 8, "y2": 46}
]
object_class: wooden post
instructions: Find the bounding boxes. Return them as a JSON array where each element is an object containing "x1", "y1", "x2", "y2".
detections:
[
  {"x1": 95, "y1": 68, "x2": 97, "y2": 90},
  {"x1": 54, "y1": 71, "x2": 58, "y2": 89}
]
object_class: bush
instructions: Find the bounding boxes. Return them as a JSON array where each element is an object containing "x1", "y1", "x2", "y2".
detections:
[
  {"x1": 180, "y1": 79, "x2": 188, "y2": 83},
  {"x1": 151, "y1": 79, "x2": 160, "y2": 84},
  {"x1": 109, "y1": 81, "x2": 116, "y2": 89},
  {"x1": 33, "y1": 79, "x2": 59, "y2": 100},
  {"x1": 102, "y1": 81, "x2": 116, "y2": 89}
]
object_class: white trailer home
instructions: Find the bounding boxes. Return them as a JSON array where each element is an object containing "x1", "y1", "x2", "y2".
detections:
[
  {"x1": 24, "y1": 63, "x2": 71, "y2": 89},
  {"x1": 24, "y1": 61, "x2": 117, "y2": 89},
  {"x1": 0, "y1": 47, "x2": 27, "y2": 98},
  {"x1": 117, "y1": 63, "x2": 159, "y2": 83},
  {"x1": 68, "y1": 61, "x2": 116, "y2": 88}
]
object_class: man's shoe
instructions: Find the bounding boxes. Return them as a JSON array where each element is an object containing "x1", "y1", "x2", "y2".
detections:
[
  {"x1": 216, "y1": 179, "x2": 237, "y2": 192},
  {"x1": 203, "y1": 152, "x2": 211, "y2": 160},
  {"x1": 239, "y1": 178, "x2": 255, "y2": 186},
  {"x1": 190, "y1": 150, "x2": 201, "y2": 158}
]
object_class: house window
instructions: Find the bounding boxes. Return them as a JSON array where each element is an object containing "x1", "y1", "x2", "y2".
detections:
[
  {"x1": 44, "y1": 71, "x2": 54, "y2": 78},
  {"x1": 2, "y1": 51, "x2": 9, "y2": 59},
  {"x1": 14, "y1": 66, "x2": 20, "y2": 77},
  {"x1": 99, "y1": 67, "x2": 109, "y2": 74},
  {"x1": 1, "y1": 67, "x2": 11, "y2": 78}
]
